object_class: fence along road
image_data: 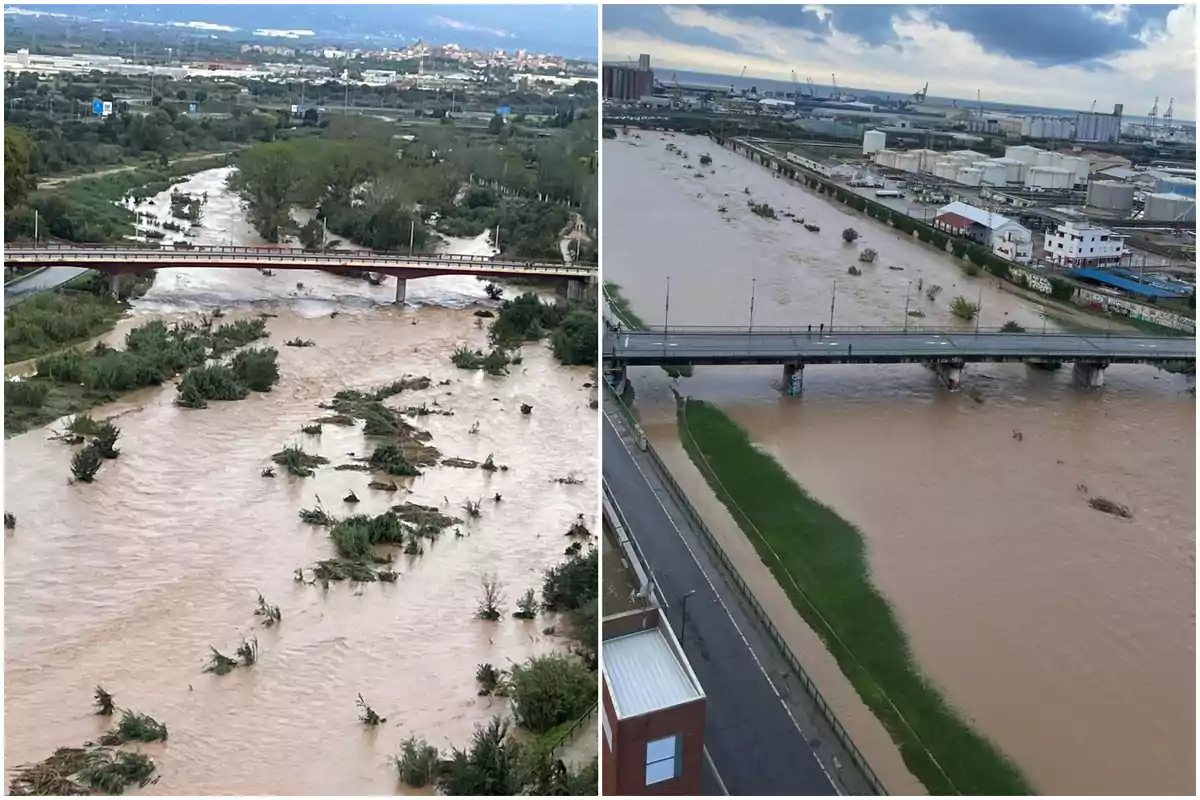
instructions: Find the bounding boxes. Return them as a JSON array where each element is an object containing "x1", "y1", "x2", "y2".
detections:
[{"x1": 603, "y1": 390, "x2": 884, "y2": 795}]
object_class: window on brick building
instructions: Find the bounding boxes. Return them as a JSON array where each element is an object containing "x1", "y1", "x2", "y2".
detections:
[{"x1": 645, "y1": 735, "x2": 680, "y2": 785}]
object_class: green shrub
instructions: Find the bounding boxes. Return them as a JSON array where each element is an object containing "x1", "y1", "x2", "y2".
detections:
[
  {"x1": 395, "y1": 737, "x2": 441, "y2": 787},
  {"x1": 507, "y1": 654, "x2": 595, "y2": 734},
  {"x1": 230, "y1": 347, "x2": 280, "y2": 391},
  {"x1": 5, "y1": 379, "x2": 47, "y2": 407}
]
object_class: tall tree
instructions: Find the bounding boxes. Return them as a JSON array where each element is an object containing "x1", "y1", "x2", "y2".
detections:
[{"x1": 4, "y1": 127, "x2": 36, "y2": 211}]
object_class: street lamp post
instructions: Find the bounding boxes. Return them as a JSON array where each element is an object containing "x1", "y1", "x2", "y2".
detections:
[
  {"x1": 829, "y1": 280, "x2": 837, "y2": 333},
  {"x1": 748, "y1": 278, "x2": 756, "y2": 336},
  {"x1": 679, "y1": 589, "x2": 696, "y2": 643},
  {"x1": 904, "y1": 281, "x2": 912, "y2": 333},
  {"x1": 663, "y1": 277, "x2": 672, "y2": 357},
  {"x1": 975, "y1": 285, "x2": 983, "y2": 335}
]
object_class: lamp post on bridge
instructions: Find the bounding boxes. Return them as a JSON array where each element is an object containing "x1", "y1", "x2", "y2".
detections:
[
  {"x1": 904, "y1": 281, "x2": 912, "y2": 333},
  {"x1": 975, "y1": 285, "x2": 983, "y2": 335},
  {"x1": 829, "y1": 280, "x2": 837, "y2": 334},
  {"x1": 663, "y1": 276, "x2": 671, "y2": 358},
  {"x1": 748, "y1": 277, "x2": 756, "y2": 337}
]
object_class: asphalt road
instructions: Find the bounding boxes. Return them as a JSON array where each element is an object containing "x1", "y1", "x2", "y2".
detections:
[
  {"x1": 4, "y1": 267, "x2": 92, "y2": 307},
  {"x1": 603, "y1": 417, "x2": 839, "y2": 796},
  {"x1": 606, "y1": 329, "x2": 1196, "y2": 364}
]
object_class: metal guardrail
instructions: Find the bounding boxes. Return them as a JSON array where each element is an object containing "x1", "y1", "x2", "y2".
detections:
[
  {"x1": 4, "y1": 245, "x2": 598, "y2": 275},
  {"x1": 603, "y1": 385, "x2": 887, "y2": 796},
  {"x1": 547, "y1": 703, "x2": 598, "y2": 760},
  {"x1": 609, "y1": 324, "x2": 1158, "y2": 336}
]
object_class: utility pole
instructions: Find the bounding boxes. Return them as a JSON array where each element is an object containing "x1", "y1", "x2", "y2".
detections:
[
  {"x1": 829, "y1": 280, "x2": 837, "y2": 332},
  {"x1": 975, "y1": 285, "x2": 983, "y2": 334},
  {"x1": 409, "y1": 220, "x2": 415, "y2": 255},
  {"x1": 663, "y1": 276, "x2": 672, "y2": 357},
  {"x1": 748, "y1": 278, "x2": 756, "y2": 335},
  {"x1": 904, "y1": 281, "x2": 912, "y2": 332}
]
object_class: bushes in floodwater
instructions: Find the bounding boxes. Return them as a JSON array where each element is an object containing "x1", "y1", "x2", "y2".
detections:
[
  {"x1": 507, "y1": 653, "x2": 595, "y2": 734},
  {"x1": 451, "y1": 345, "x2": 512, "y2": 376},
  {"x1": 541, "y1": 546, "x2": 597, "y2": 613},
  {"x1": 5, "y1": 379, "x2": 48, "y2": 408},
  {"x1": 98, "y1": 710, "x2": 168, "y2": 745},
  {"x1": 489, "y1": 293, "x2": 597, "y2": 368},
  {"x1": 368, "y1": 443, "x2": 421, "y2": 476},
  {"x1": 271, "y1": 445, "x2": 330, "y2": 477},
  {"x1": 3, "y1": 290, "x2": 126, "y2": 365},
  {"x1": 329, "y1": 512, "x2": 407, "y2": 561},
  {"x1": 394, "y1": 736, "x2": 441, "y2": 788},
  {"x1": 176, "y1": 347, "x2": 279, "y2": 408}
]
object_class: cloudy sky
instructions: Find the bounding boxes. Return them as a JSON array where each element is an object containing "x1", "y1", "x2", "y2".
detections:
[{"x1": 603, "y1": 4, "x2": 1196, "y2": 118}]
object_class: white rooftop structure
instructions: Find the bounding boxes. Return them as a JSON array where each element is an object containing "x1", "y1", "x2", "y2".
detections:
[
  {"x1": 603, "y1": 628, "x2": 704, "y2": 720},
  {"x1": 937, "y1": 201, "x2": 1018, "y2": 231}
]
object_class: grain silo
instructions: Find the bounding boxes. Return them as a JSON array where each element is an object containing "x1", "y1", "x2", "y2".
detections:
[
  {"x1": 1005, "y1": 145, "x2": 1043, "y2": 165},
  {"x1": 1060, "y1": 156, "x2": 1090, "y2": 186},
  {"x1": 1026, "y1": 166, "x2": 1072, "y2": 189},
  {"x1": 1144, "y1": 192, "x2": 1197, "y2": 222},
  {"x1": 862, "y1": 130, "x2": 887, "y2": 155},
  {"x1": 956, "y1": 167, "x2": 983, "y2": 187},
  {"x1": 978, "y1": 162, "x2": 1008, "y2": 186},
  {"x1": 1085, "y1": 180, "x2": 1136, "y2": 214}
]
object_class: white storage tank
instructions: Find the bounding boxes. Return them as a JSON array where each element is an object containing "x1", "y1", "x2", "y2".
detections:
[
  {"x1": 863, "y1": 130, "x2": 887, "y2": 155},
  {"x1": 1060, "y1": 156, "x2": 1090, "y2": 186},
  {"x1": 1035, "y1": 150, "x2": 1064, "y2": 169},
  {"x1": 910, "y1": 148, "x2": 941, "y2": 172},
  {"x1": 956, "y1": 167, "x2": 983, "y2": 187},
  {"x1": 1005, "y1": 145, "x2": 1044, "y2": 165},
  {"x1": 989, "y1": 157, "x2": 1026, "y2": 183},
  {"x1": 895, "y1": 152, "x2": 921, "y2": 173},
  {"x1": 1144, "y1": 192, "x2": 1197, "y2": 222},
  {"x1": 979, "y1": 162, "x2": 1008, "y2": 186},
  {"x1": 1085, "y1": 181, "x2": 1136, "y2": 213},
  {"x1": 1155, "y1": 176, "x2": 1196, "y2": 197},
  {"x1": 1026, "y1": 166, "x2": 1072, "y2": 189},
  {"x1": 873, "y1": 149, "x2": 897, "y2": 168},
  {"x1": 951, "y1": 149, "x2": 989, "y2": 162},
  {"x1": 933, "y1": 161, "x2": 958, "y2": 180}
]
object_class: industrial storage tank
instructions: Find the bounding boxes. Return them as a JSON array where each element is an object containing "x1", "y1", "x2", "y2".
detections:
[
  {"x1": 910, "y1": 148, "x2": 941, "y2": 172},
  {"x1": 989, "y1": 157, "x2": 1027, "y2": 183},
  {"x1": 1085, "y1": 181, "x2": 1136, "y2": 213},
  {"x1": 979, "y1": 162, "x2": 1008, "y2": 186},
  {"x1": 1025, "y1": 166, "x2": 1072, "y2": 189},
  {"x1": 1035, "y1": 150, "x2": 1064, "y2": 169},
  {"x1": 873, "y1": 149, "x2": 898, "y2": 168},
  {"x1": 1156, "y1": 177, "x2": 1196, "y2": 197},
  {"x1": 951, "y1": 149, "x2": 989, "y2": 162},
  {"x1": 862, "y1": 130, "x2": 887, "y2": 155},
  {"x1": 895, "y1": 152, "x2": 921, "y2": 173},
  {"x1": 1005, "y1": 145, "x2": 1043, "y2": 165},
  {"x1": 956, "y1": 167, "x2": 983, "y2": 187},
  {"x1": 933, "y1": 161, "x2": 958, "y2": 180},
  {"x1": 1144, "y1": 192, "x2": 1197, "y2": 222},
  {"x1": 1060, "y1": 156, "x2": 1090, "y2": 186}
]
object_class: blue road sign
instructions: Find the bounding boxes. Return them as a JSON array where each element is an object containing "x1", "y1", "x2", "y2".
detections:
[
  {"x1": 92, "y1": 99, "x2": 104, "y2": 115},
  {"x1": 189, "y1": 103, "x2": 198, "y2": 114},
  {"x1": 497, "y1": 106, "x2": 510, "y2": 116}
]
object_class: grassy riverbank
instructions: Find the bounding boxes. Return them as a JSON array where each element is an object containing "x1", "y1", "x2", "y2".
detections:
[{"x1": 675, "y1": 397, "x2": 1032, "y2": 795}]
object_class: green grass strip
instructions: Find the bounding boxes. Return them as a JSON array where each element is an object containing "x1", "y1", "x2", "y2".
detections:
[{"x1": 675, "y1": 396, "x2": 1033, "y2": 795}]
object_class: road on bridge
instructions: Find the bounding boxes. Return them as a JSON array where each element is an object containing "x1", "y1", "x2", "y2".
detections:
[
  {"x1": 604, "y1": 411, "x2": 848, "y2": 796},
  {"x1": 605, "y1": 328, "x2": 1195, "y2": 365}
]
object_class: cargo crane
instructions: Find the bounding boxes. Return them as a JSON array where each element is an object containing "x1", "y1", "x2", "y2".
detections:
[
  {"x1": 1163, "y1": 97, "x2": 1174, "y2": 132},
  {"x1": 807, "y1": 77, "x2": 817, "y2": 99},
  {"x1": 913, "y1": 81, "x2": 928, "y2": 104},
  {"x1": 1148, "y1": 96, "x2": 1159, "y2": 141}
]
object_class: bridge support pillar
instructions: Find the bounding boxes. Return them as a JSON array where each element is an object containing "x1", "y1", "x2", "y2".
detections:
[
  {"x1": 930, "y1": 360, "x2": 964, "y2": 391},
  {"x1": 782, "y1": 362, "x2": 804, "y2": 396},
  {"x1": 566, "y1": 278, "x2": 585, "y2": 302},
  {"x1": 108, "y1": 273, "x2": 122, "y2": 299},
  {"x1": 1027, "y1": 359, "x2": 1063, "y2": 371},
  {"x1": 393, "y1": 277, "x2": 407, "y2": 305},
  {"x1": 604, "y1": 364, "x2": 627, "y2": 394},
  {"x1": 1072, "y1": 361, "x2": 1107, "y2": 389}
]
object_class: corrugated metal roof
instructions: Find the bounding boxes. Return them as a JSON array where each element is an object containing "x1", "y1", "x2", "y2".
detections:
[
  {"x1": 1069, "y1": 268, "x2": 1191, "y2": 298},
  {"x1": 934, "y1": 212, "x2": 980, "y2": 230},
  {"x1": 937, "y1": 201, "x2": 1021, "y2": 231},
  {"x1": 603, "y1": 629, "x2": 702, "y2": 720}
]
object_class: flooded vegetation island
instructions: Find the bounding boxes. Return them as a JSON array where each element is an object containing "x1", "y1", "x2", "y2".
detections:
[
  {"x1": 601, "y1": 12, "x2": 1194, "y2": 797},
  {"x1": 5, "y1": 7, "x2": 599, "y2": 794}
]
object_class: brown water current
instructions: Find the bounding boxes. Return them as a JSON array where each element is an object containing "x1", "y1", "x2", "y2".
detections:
[
  {"x1": 605, "y1": 131, "x2": 1195, "y2": 796},
  {"x1": 5, "y1": 168, "x2": 598, "y2": 794}
]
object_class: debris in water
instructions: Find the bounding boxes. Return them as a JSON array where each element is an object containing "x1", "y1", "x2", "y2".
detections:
[
  {"x1": 93, "y1": 686, "x2": 114, "y2": 716},
  {"x1": 520, "y1": 403, "x2": 533, "y2": 415},
  {"x1": 1012, "y1": 429, "x2": 1023, "y2": 441},
  {"x1": 261, "y1": 466, "x2": 276, "y2": 478},
  {"x1": 1087, "y1": 496, "x2": 1132, "y2": 518},
  {"x1": 566, "y1": 514, "x2": 591, "y2": 538},
  {"x1": 357, "y1": 694, "x2": 387, "y2": 726},
  {"x1": 343, "y1": 490, "x2": 360, "y2": 504},
  {"x1": 4, "y1": 512, "x2": 15, "y2": 530},
  {"x1": 254, "y1": 593, "x2": 282, "y2": 627},
  {"x1": 98, "y1": 709, "x2": 168, "y2": 745},
  {"x1": 367, "y1": 480, "x2": 399, "y2": 492},
  {"x1": 552, "y1": 473, "x2": 585, "y2": 485}
]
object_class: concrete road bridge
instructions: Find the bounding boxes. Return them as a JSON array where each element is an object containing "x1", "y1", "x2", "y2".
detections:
[
  {"x1": 604, "y1": 326, "x2": 1195, "y2": 391},
  {"x1": 4, "y1": 244, "x2": 597, "y2": 304}
]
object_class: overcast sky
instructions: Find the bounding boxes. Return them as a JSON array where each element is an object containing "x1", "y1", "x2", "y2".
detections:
[{"x1": 603, "y1": 4, "x2": 1196, "y2": 119}]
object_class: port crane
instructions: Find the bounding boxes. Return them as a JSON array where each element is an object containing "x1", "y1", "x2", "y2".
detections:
[
  {"x1": 913, "y1": 82, "x2": 928, "y2": 104},
  {"x1": 1163, "y1": 97, "x2": 1174, "y2": 131},
  {"x1": 1148, "y1": 96, "x2": 1159, "y2": 141}
]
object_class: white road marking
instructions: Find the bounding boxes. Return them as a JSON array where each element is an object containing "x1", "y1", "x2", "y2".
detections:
[
  {"x1": 651, "y1": 342, "x2": 678, "y2": 347},
  {"x1": 603, "y1": 410, "x2": 843, "y2": 795}
]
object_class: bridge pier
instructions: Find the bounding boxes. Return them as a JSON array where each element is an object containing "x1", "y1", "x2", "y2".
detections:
[
  {"x1": 604, "y1": 364, "x2": 628, "y2": 394},
  {"x1": 782, "y1": 362, "x2": 804, "y2": 396},
  {"x1": 1072, "y1": 361, "x2": 1108, "y2": 388},
  {"x1": 566, "y1": 278, "x2": 585, "y2": 303},
  {"x1": 393, "y1": 277, "x2": 407, "y2": 305},
  {"x1": 109, "y1": 273, "x2": 122, "y2": 299},
  {"x1": 1027, "y1": 359, "x2": 1063, "y2": 371},
  {"x1": 930, "y1": 360, "x2": 965, "y2": 391}
]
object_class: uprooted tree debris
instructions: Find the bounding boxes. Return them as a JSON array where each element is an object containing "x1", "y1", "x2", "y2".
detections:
[
  {"x1": 271, "y1": 445, "x2": 330, "y2": 477},
  {"x1": 203, "y1": 638, "x2": 258, "y2": 675},
  {"x1": 8, "y1": 746, "x2": 156, "y2": 796}
]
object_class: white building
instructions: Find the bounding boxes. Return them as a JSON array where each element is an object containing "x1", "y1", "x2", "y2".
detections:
[
  {"x1": 1043, "y1": 220, "x2": 1128, "y2": 268},
  {"x1": 936, "y1": 200, "x2": 1034, "y2": 261}
]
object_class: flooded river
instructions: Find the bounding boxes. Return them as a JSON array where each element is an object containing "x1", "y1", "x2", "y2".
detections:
[
  {"x1": 605, "y1": 132, "x2": 1195, "y2": 795},
  {"x1": 5, "y1": 168, "x2": 597, "y2": 794}
]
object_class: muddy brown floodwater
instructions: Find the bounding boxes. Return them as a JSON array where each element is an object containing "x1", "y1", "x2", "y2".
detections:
[
  {"x1": 605, "y1": 132, "x2": 1195, "y2": 796},
  {"x1": 5, "y1": 168, "x2": 598, "y2": 794}
]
